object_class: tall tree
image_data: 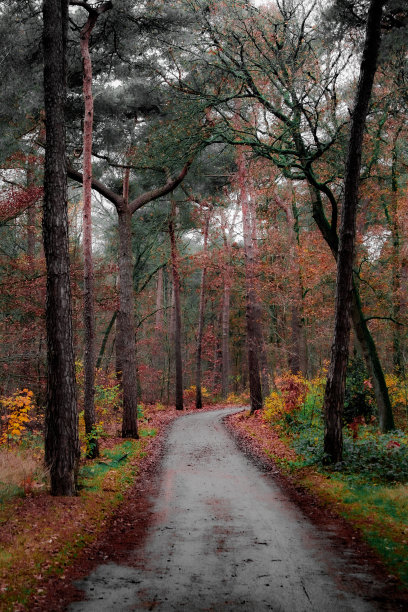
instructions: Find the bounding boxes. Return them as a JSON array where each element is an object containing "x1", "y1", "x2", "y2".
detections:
[
  {"x1": 323, "y1": 0, "x2": 389, "y2": 463},
  {"x1": 169, "y1": 0, "x2": 396, "y2": 431},
  {"x1": 195, "y1": 203, "x2": 211, "y2": 409},
  {"x1": 238, "y1": 149, "x2": 263, "y2": 412},
  {"x1": 43, "y1": 0, "x2": 80, "y2": 495},
  {"x1": 169, "y1": 199, "x2": 184, "y2": 410},
  {"x1": 68, "y1": 161, "x2": 192, "y2": 431},
  {"x1": 71, "y1": 0, "x2": 112, "y2": 458}
]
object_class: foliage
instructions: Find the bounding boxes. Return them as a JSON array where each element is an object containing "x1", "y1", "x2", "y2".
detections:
[
  {"x1": 343, "y1": 354, "x2": 375, "y2": 424},
  {"x1": 260, "y1": 371, "x2": 408, "y2": 484},
  {"x1": 385, "y1": 374, "x2": 408, "y2": 426},
  {"x1": 0, "y1": 389, "x2": 36, "y2": 445},
  {"x1": 263, "y1": 372, "x2": 309, "y2": 424},
  {"x1": 184, "y1": 385, "x2": 211, "y2": 403},
  {"x1": 225, "y1": 390, "x2": 250, "y2": 405}
]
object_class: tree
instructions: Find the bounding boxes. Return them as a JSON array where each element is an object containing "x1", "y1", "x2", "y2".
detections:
[
  {"x1": 323, "y1": 0, "x2": 388, "y2": 463},
  {"x1": 43, "y1": 0, "x2": 80, "y2": 495},
  {"x1": 68, "y1": 160, "x2": 192, "y2": 433},
  {"x1": 238, "y1": 149, "x2": 263, "y2": 412},
  {"x1": 195, "y1": 203, "x2": 211, "y2": 409},
  {"x1": 169, "y1": 199, "x2": 184, "y2": 410},
  {"x1": 71, "y1": 0, "x2": 112, "y2": 459},
  {"x1": 168, "y1": 0, "x2": 396, "y2": 431}
]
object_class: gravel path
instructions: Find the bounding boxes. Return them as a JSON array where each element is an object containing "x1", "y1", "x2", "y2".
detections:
[{"x1": 69, "y1": 407, "x2": 390, "y2": 611}]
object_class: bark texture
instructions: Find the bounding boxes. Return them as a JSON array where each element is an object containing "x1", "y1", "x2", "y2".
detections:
[
  {"x1": 118, "y1": 208, "x2": 139, "y2": 438},
  {"x1": 195, "y1": 208, "x2": 211, "y2": 409},
  {"x1": 323, "y1": 0, "x2": 386, "y2": 463},
  {"x1": 239, "y1": 151, "x2": 263, "y2": 413},
  {"x1": 276, "y1": 196, "x2": 307, "y2": 376},
  {"x1": 169, "y1": 201, "x2": 184, "y2": 410},
  {"x1": 43, "y1": 0, "x2": 79, "y2": 496}
]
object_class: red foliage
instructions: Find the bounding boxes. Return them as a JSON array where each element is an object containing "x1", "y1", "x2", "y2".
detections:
[{"x1": 0, "y1": 186, "x2": 43, "y2": 222}]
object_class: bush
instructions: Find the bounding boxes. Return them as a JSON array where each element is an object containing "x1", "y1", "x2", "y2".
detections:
[
  {"x1": 342, "y1": 428, "x2": 408, "y2": 483},
  {"x1": 263, "y1": 372, "x2": 308, "y2": 424},
  {"x1": 344, "y1": 354, "x2": 374, "y2": 424}
]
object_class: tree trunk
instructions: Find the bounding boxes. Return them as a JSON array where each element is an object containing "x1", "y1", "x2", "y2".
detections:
[
  {"x1": 239, "y1": 152, "x2": 263, "y2": 412},
  {"x1": 390, "y1": 140, "x2": 403, "y2": 374},
  {"x1": 155, "y1": 267, "x2": 164, "y2": 330},
  {"x1": 195, "y1": 208, "x2": 210, "y2": 409},
  {"x1": 80, "y1": 9, "x2": 99, "y2": 459},
  {"x1": 26, "y1": 165, "x2": 36, "y2": 260},
  {"x1": 221, "y1": 277, "x2": 231, "y2": 398},
  {"x1": 311, "y1": 187, "x2": 394, "y2": 431},
  {"x1": 351, "y1": 285, "x2": 395, "y2": 431},
  {"x1": 42, "y1": 0, "x2": 79, "y2": 496},
  {"x1": 117, "y1": 205, "x2": 139, "y2": 438},
  {"x1": 96, "y1": 311, "x2": 117, "y2": 369},
  {"x1": 277, "y1": 196, "x2": 307, "y2": 376},
  {"x1": 248, "y1": 192, "x2": 270, "y2": 396},
  {"x1": 169, "y1": 201, "x2": 184, "y2": 410},
  {"x1": 323, "y1": 0, "x2": 386, "y2": 463}
]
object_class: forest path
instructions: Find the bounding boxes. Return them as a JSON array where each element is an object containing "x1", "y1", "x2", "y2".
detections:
[{"x1": 70, "y1": 407, "x2": 389, "y2": 611}]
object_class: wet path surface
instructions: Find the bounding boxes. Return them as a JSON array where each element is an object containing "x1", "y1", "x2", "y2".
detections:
[{"x1": 70, "y1": 407, "x2": 389, "y2": 611}]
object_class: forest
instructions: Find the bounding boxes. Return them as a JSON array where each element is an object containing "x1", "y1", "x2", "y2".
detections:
[{"x1": 0, "y1": 0, "x2": 408, "y2": 608}]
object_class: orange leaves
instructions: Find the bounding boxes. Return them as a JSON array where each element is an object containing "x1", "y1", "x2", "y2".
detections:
[
  {"x1": 0, "y1": 186, "x2": 43, "y2": 223},
  {"x1": 0, "y1": 389, "x2": 35, "y2": 445},
  {"x1": 263, "y1": 372, "x2": 308, "y2": 423}
]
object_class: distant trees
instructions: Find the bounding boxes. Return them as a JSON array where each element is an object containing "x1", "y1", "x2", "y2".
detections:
[
  {"x1": 0, "y1": 0, "x2": 408, "y2": 489},
  {"x1": 164, "y1": 0, "x2": 405, "y2": 432}
]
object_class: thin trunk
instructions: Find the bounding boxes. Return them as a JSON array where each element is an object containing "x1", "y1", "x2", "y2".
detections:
[
  {"x1": 96, "y1": 311, "x2": 117, "y2": 369},
  {"x1": 221, "y1": 278, "x2": 231, "y2": 398},
  {"x1": 351, "y1": 284, "x2": 395, "y2": 432},
  {"x1": 248, "y1": 193, "x2": 270, "y2": 396},
  {"x1": 323, "y1": 0, "x2": 386, "y2": 463},
  {"x1": 169, "y1": 201, "x2": 183, "y2": 410},
  {"x1": 195, "y1": 209, "x2": 210, "y2": 409},
  {"x1": 80, "y1": 9, "x2": 99, "y2": 459},
  {"x1": 155, "y1": 267, "x2": 164, "y2": 330},
  {"x1": 27, "y1": 204, "x2": 36, "y2": 260},
  {"x1": 239, "y1": 151, "x2": 263, "y2": 412},
  {"x1": 118, "y1": 170, "x2": 138, "y2": 438},
  {"x1": 391, "y1": 141, "x2": 403, "y2": 374},
  {"x1": 26, "y1": 165, "x2": 37, "y2": 259},
  {"x1": 311, "y1": 186, "x2": 394, "y2": 431},
  {"x1": 43, "y1": 0, "x2": 79, "y2": 496},
  {"x1": 277, "y1": 196, "x2": 307, "y2": 376}
]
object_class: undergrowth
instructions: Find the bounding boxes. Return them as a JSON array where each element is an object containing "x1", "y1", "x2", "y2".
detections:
[
  {"x1": 0, "y1": 432, "x2": 154, "y2": 611},
  {"x1": 257, "y1": 369, "x2": 408, "y2": 587}
]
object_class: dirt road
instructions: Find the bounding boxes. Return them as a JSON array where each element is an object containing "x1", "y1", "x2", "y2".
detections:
[{"x1": 69, "y1": 407, "x2": 397, "y2": 611}]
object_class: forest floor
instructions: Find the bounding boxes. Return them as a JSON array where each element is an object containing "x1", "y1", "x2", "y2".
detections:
[{"x1": 2, "y1": 404, "x2": 408, "y2": 611}]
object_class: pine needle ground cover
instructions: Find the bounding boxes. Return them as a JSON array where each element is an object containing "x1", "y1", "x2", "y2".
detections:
[{"x1": 228, "y1": 371, "x2": 408, "y2": 589}]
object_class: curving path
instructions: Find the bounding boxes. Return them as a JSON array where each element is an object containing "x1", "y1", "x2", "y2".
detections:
[{"x1": 70, "y1": 407, "x2": 391, "y2": 611}]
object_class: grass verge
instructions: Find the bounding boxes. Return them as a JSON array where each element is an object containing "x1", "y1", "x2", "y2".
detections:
[
  {"x1": 0, "y1": 425, "x2": 158, "y2": 611},
  {"x1": 228, "y1": 410, "x2": 408, "y2": 589}
]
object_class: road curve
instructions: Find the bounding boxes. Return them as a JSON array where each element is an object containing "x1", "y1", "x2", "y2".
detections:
[{"x1": 70, "y1": 407, "x2": 387, "y2": 611}]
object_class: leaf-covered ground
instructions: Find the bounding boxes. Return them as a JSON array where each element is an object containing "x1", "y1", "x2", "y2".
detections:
[{"x1": 0, "y1": 407, "x2": 179, "y2": 611}]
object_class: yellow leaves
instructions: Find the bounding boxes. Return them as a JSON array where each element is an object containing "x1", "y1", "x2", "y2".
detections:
[{"x1": 0, "y1": 389, "x2": 35, "y2": 445}]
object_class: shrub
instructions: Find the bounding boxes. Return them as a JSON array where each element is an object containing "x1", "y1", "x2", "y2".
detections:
[
  {"x1": 0, "y1": 389, "x2": 36, "y2": 445},
  {"x1": 263, "y1": 372, "x2": 308, "y2": 424},
  {"x1": 184, "y1": 385, "x2": 211, "y2": 403},
  {"x1": 344, "y1": 354, "x2": 374, "y2": 424}
]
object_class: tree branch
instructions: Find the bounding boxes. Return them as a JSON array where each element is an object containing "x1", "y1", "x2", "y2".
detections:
[{"x1": 129, "y1": 158, "x2": 193, "y2": 214}]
